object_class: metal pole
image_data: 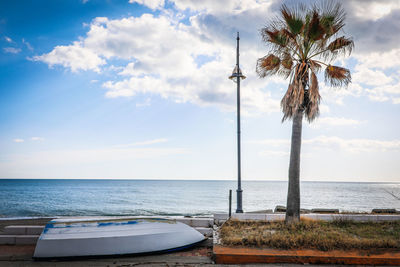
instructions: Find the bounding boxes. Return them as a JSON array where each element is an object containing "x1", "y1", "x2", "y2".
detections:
[
  {"x1": 229, "y1": 189, "x2": 232, "y2": 217},
  {"x1": 236, "y1": 32, "x2": 243, "y2": 213}
]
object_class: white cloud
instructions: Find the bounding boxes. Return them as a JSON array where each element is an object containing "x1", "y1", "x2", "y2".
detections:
[
  {"x1": 113, "y1": 138, "x2": 168, "y2": 148},
  {"x1": 353, "y1": 65, "x2": 393, "y2": 87},
  {"x1": 259, "y1": 150, "x2": 289, "y2": 157},
  {"x1": 22, "y1": 38, "x2": 33, "y2": 51},
  {"x1": 32, "y1": 41, "x2": 106, "y2": 72},
  {"x1": 34, "y1": 0, "x2": 400, "y2": 113},
  {"x1": 365, "y1": 83, "x2": 400, "y2": 102},
  {"x1": 355, "y1": 49, "x2": 400, "y2": 70},
  {"x1": 350, "y1": 59, "x2": 400, "y2": 104},
  {"x1": 310, "y1": 117, "x2": 364, "y2": 128},
  {"x1": 319, "y1": 82, "x2": 363, "y2": 105},
  {"x1": 392, "y1": 97, "x2": 400, "y2": 104},
  {"x1": 4, "y1": 36, "x2": 13, "y2": 43},
  {"x1": 318, "y1": 56, "x2": 400, "y2": 105},
  {"x1": 350, "y1": 1, "x2": 400, "y2": 21},
  {"x1": 3, "y1": 47, "x2": 21, "y2": 54},
  {"x1": 172, "y1": 0, "x2": 272, "y2": 15},
  {"x1": 344, "y1": 0, "x2": 400, "y2": 53},
  {"x1": 248, "y1": 139, "x2": 290, "y2": 147},
  {"x1": 129, "y1": 0, "x2": 164, "y2": 10},
  {"x1": 1, "y1": 145, "x2": 186, "y2": 167},
  {"x1": 13, "y1": 139, "x2": 24, "y2": 143},
  {"x1": 80, "y1": 13, "x2": 279, "y2": 113},
  {"x1": 251, "y1": 136, "x2": 400, "y2": 154},
  {"x1": 118, "y1": 62, "x2": 136, "y2": 76},
  {"x1": 303, "y1": 136, "x2": 400, "y2": 153},
  {"x1": 127, "y1": 138, "x2": 168, "y2": 146},
  {"x1": 34, "y1": 4, "x2": 283, "y2": 114},
  {"x1": 31, "y1": 137, "x2": 44, "y2": 141},
  {"x1": 319, "y1": 104, "x2": 330, "y2": 113},
  {"x1": 136, "y1": 97, "x2": 151, "y2": 107}
]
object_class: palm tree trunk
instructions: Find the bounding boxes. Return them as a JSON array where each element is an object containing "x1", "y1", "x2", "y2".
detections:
[{"x1": 285, "y1": 108, "x2": 303, "y2": 224}]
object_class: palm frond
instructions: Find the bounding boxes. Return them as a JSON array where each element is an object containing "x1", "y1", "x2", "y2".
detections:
[
  {"x1": 325, "y1": 65, "x2": 351, "y2": 87},
  {"x1": 256, "y1": 54, "x2": 281, "y2": 78},
  {"x1": 276, "y1": 68, "x2": 292, "y2": 79},
  {"x1": 304, "y1": 70, "x2": 320, "y2": 122},
  {"x1": 261, "y1": 29, "x2": 288, "y2": 47},
  {"x1": 281, "y1": 53, "x2": 294, "y2": 70},
  {"x1": 258, "y1": 2, "x2": 351, "y2": 123},
  {"x1": 309, "y1": 59, "x2": 322, "y2": 73},
  {"x1": 327, "y1": 36, "x2": 354, "y2": 55},
  {"x1": 306, "y1": 10, "x2": 324, "y2": 42},
  {"x1": 319, "y1": 2, "x2": 345, "y2": 37},
  {"x1": 281, "y1": 78, "x2": 305, "y2": 122},
  {"x1": 281, "y1": 4, "x2": 304, "y2": 35}
]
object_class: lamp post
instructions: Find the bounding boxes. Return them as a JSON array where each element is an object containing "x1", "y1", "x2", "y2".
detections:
[{"x1": 229, "y1": 32, "x2": 246, "y2": 213}]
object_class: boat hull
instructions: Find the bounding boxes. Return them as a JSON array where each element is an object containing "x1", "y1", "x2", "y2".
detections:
[{"x1": 33, "y1": 217, "x2": 205, "y2": 258}]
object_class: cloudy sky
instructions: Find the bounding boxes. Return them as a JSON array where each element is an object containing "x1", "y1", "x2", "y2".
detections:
[{"x1": 0, "y1": 0, "x2": 399, "y2": 181}]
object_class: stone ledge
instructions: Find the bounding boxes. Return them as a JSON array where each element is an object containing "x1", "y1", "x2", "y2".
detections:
[
  {"x1": 195, "y1": 227, "x2": 213, "y2": 237},
  {"x1": 0, "y1": 236, "x2": 16, "y2": 245},
  {"x1": 0, "y1": 235, "x2": 39, "y2": 245},
  {"x1": 15, "y1": 235, "x2": 39, "y2": 245},
  {"x1": 198, "y1": 238, "x2": 213, "y2": 248},
  {"x1": 174, "y1": 218, "x2": 213, "y2": 228},
  {"x1": 220, "y1": 213, "x2": 400, "y2": 222},
  {"x1": 4, "y1": 225, "x2": 44, "y2": 235},
  {"x1": 213, "y1": 245, "x2": 400, "y2": 265}
]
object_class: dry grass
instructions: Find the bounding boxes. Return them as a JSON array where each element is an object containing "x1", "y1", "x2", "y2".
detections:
[{"x1": 220, "y1": 219, "x2": 400, "y2": 251}]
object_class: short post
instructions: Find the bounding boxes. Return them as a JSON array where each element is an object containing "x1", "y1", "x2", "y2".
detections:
[{"x1": 229, "y1": 189, "x2": 232, "y2": 217}]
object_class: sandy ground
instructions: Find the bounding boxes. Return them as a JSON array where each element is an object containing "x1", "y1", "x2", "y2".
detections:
[
  {"x1": 0, "y1": 245, "x2": 217, "y2": 266},
  {"x1": 0, "y1": 244, "x2": 327, "y2": 267}
]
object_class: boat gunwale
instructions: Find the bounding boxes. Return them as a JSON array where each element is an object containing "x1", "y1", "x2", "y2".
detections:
[{"x1": 46, "y1": 217, "x2": 174, "y2": 226}]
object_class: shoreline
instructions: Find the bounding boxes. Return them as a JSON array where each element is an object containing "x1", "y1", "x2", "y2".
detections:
[{"x1": 1, "y1": 206, "x2": 399, "y2": 222}]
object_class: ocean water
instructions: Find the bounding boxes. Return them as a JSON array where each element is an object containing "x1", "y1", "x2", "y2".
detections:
[{"x1": 0, "y1": 179, "x2": 399, "y2": 218}]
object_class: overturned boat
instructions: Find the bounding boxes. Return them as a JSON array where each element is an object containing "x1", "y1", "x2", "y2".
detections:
[{"x1": 33, "y1": 217, "x2": 205, "y2": 259}]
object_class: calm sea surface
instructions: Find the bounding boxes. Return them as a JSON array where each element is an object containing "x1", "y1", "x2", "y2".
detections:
[{"x1": 0, "y1": 179, "x2": 399, "y2": 217}]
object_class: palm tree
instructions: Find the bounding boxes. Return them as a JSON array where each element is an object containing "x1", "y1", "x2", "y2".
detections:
[{"x1": 256, "y1": 3, "x2": 353, "y2": 224}]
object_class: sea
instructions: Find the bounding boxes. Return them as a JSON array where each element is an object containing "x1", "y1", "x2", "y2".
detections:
[{"x1": 0, "y1": 179, "x2": 399, "y2": 218}]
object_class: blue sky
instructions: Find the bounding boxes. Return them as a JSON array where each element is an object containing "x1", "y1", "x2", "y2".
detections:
[{"x1": 0, "y1": 0, "x2": 399, "y2": 181}]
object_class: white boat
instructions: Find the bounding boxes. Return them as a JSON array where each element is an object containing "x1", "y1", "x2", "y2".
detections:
[{"x1": 33, "y1": 217, "x2": 205, "y2": 258}]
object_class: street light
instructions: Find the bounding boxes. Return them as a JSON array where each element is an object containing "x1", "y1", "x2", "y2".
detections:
[{"x1": 229, "y1": 32, "x2": 245, "y2": 213}]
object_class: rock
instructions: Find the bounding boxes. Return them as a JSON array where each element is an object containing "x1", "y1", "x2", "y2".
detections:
[
  {"x1": 300, "y1": 209, "x2": 311, "y2": 214},
  {"x1": 311, "y1": 208, "x2": 339, "y2": 214},
  {"x1": 247, "y1": 209, "x2": 273, "y2": 214},
  {"x1": 372, "y1": 208, "x2": 398, "y2": 214},
  {"x1": 274, "y1": 205, "x2": 286, "y2": 213}
]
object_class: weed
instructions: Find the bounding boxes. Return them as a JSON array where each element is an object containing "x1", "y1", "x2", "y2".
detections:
[{"x1": 220, "y1": 219, "x2": 400, "y2": 251}]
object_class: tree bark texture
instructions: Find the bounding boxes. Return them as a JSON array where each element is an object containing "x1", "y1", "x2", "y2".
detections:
[{"x1": 285, "y1": 108, "x2": 303, "y2": 224}]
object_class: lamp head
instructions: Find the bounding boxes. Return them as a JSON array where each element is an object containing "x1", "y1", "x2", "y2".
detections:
[{"x1": 229, "y1": 65, "x2": 246, "y2": 81}]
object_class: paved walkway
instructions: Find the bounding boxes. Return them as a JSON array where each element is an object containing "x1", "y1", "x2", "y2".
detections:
[
  {"x1": 0, "y1": 245, "x2": 339, "y2": 267},
  {"x1": 0, "y1": 245, "x2": 215, "y2": 266}
]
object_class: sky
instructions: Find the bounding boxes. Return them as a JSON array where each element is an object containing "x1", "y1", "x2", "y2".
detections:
[{"x1": 0, "y1": 0, "x2": 399, "y2": 182}]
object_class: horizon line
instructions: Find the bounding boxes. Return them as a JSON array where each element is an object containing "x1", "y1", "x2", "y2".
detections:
[{"x1": 0, "y1": 178, "x2": 398, "y2": 183}]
